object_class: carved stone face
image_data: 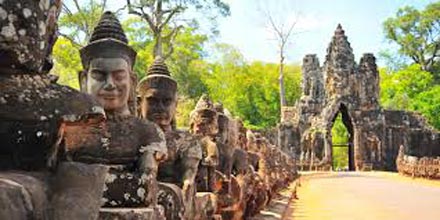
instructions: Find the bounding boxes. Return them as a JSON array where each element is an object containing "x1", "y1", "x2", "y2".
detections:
[
  {"x1": 142, "y1": 88, "x2": 177, "y2": 130},
  {"x1": 191, "y1": 110, "x2": 218, "y2": 137},
  {"x1": 86, "y1": 58, "x2": 131, "y2": 114}
]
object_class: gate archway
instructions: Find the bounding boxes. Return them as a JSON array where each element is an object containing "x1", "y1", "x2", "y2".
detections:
[{"x1": 328, "y1": 103, "x2": 355, "y2": 171}]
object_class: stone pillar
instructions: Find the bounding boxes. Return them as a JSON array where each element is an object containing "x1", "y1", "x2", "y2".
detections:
[{"x1": 353, "y1": 126, "x2": 364, "y2": 170}]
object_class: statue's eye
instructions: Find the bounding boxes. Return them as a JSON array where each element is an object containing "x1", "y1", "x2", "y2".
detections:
[
  {"x1": 91, "y1": 70, "x2": 106, "y2": 81},
  {"x1": 113, "y1": 70, "x2": 127, "y2": 81},
  {"x1": 164, "y1": 98, "x2": 172, "y2": 105},
  {"x1": 147, "y1": 97, "x2": 159, "y2": 104}
]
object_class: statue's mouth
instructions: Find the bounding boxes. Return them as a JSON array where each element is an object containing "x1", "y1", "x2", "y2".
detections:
[
  {"x1": 152, "y1": 113, "x2": 168, "y2": 120},
  {"x1": 101, "y1": 94, "x2": 119, "y2": 100}
]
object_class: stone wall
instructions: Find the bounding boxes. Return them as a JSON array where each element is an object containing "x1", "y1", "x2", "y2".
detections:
[{"x1": 396, "y1": 146, "x2": 440, "y2": 179}]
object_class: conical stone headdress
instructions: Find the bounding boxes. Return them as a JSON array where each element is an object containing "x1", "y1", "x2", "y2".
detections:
[
  {"x1": 80, "y1": 11, "x2": 136, "y2": 69},
  {"x1": 191, "y1": 94, "x2": 217, "y2": 119},
  {"x1": 137, "y1": 57, "x2": 177, "y2": 97}
]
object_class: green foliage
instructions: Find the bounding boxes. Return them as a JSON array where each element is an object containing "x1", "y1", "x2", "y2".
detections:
[
  {"x1": 383, "y1": 1, "x2": 440, "y2": 75},
  {"x1": 201, "y1": 44, "x2": 301, "y2": 128},
  {"x1": 168, "y1": 28, "x2": 209, "y2": 99},
  {"x1": 51, "y1": 37, "x2": 82, "y2": 89},
  {"x1": 332, "y1": 114, "x2": 349, "y2": 144},
  {"x1": 380, "y1": 64, "x2": 440, "y2": 130},
  {"x1": 410, "y1": 85, "x2": 440, "y2": 129},
  {"x1": 123, "y1": 17, "x2": 155, "y2": 78},
  {"x1": 380, "y1": 64, "x2": 433, "y2": 110},
  {"x1": 175, "y1": 96, "x2": 196, "y2": 129},
  {"x1": 59, "y1": 0, "x2": 108, "y2": 47},
  {"x1": 333, "y1": 147, "x2": 349, "y2": 170},
  {"x1": 331, "y1": 114, "x2": 349, "y2": 170},
  {"x1": 381, "y1": 2, "x2": 440, "y2": 130}
]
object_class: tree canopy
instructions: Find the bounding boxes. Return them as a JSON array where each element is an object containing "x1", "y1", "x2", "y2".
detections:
[
  {"x1": 380, "y1": 1, "x2": 440, "y2": 130},
  {"x1": 383, "y1": 2, "x2": 440, "y2": 76},
  {"x1": 126, "y1": 0, "x2": 230, "y2": 59}
]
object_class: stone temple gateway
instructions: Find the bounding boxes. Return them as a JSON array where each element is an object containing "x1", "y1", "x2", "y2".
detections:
[{"x1": 280, "y1": 24, "x2": 440, "y2": 171}]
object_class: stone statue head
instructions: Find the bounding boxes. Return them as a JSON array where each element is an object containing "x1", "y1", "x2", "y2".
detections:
[
  {"x1": 190, "y1": 94, "x2": 218, "y2": 137},
  {"x1": 137, "y1": 57, "x2": 177, "y2": 131},
  {"x1": 0, "y1": 0, "x2": 63, "y2": 74},
  {"x1": 79, "y1": 11, "x2": 137, "y2": 115}
]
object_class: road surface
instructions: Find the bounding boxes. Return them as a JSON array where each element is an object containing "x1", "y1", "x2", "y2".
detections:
[{"x1": 289, "y1": 172, "x2": 440, "y2": 220}]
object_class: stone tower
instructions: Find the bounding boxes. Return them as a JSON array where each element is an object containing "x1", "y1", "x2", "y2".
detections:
[{"x1": 323, "y1": 24, "x2": 356, "y2": 101}]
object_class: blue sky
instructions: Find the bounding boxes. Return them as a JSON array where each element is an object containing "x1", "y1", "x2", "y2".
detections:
[
  {"x1": 102, "y1": 0, "x2": 435, "y2": 66},
  {"x1": 216, "y1": 0, "x2": 436, "y2": 66}
]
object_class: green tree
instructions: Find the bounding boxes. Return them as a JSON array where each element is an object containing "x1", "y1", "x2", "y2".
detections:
[
  {"x1": 380, "y1": 64, "x2": 433, "y2": 110},
  {"x1": 383, "y1": 2, "x2": 440, "y2": 75},
  {"x1": 51, "y1": 37, "x2": 82, "y2": 89},
  {"x1": 59, "y1": 0, "x2": 110, "y2": 47},
  {"x1": 202, "y1": 44, "x2": 301, "y2": 128},
  {"x1": 126, "y1": 0, "x2": 230, "y2": 59},
  {"x1": 168, "y1": 27, "x2": 209, "y2": 98},
  {"x1": 410, "y1": 85, "x2": 440, "y2": 129},
  {"x1": 122, "y1": 17, "x2": 155, "y2": 77},
  {"x1": 379, "y1": 63, "x2": 440, "y2": 130}
]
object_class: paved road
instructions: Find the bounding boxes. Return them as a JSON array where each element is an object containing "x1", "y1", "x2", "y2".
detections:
[{"x1": 289, "y1": 172, "x2": 440, "y2": 220}]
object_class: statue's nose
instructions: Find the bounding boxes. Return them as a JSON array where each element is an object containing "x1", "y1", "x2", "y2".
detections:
[
  {"x1": 103, "y1": 75, "x2": 116, "y2": 90},
  {"x1": 156, "y1": 100, "x2": 166, "y2": 111}
]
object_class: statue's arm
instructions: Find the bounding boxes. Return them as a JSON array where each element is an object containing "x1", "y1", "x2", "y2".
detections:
[
  {"x1": 138, "y1": 120, "x2": 168, "y2": 175},
  {"x1": 180, "y1": 136, "x2": 203, "y2": 193}
]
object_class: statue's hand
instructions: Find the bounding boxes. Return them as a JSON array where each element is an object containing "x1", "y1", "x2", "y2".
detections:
[{"x1": 139, "y1": 151, "x2": 158, "y2": 176}]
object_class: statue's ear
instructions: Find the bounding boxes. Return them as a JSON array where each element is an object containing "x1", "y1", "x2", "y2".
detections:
[{"x1": 78, "y1": 70, "x2": 87, "y2": 92}]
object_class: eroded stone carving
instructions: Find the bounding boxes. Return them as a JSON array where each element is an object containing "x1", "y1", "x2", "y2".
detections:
[
  {"x1": 77, "y1": 11, "x2": 167, "y2": 219},
  {"x1": 190, "y1": 94, "x2": 220, "y2": 193},
  {"x1": 137, "y1": 57, "x2": 202, "y2": 219},
  {"x1": 0, "y1": 1, "x2": 108, "y2": 219}
]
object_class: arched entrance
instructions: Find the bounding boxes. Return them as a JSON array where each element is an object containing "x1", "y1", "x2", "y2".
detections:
[{"x1": 330, "y1": 104, "x2": 355, "y2": 171}]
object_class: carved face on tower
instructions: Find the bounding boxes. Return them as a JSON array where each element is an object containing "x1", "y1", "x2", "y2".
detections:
[
  {"x1": 137, "y1": 57, "x2": 177, "y2": 130},
  {"x1": 0, "y1": 0, "x2": 63, "y2": 73},
  {"x1": 190, "y1": 94, "x2": 218, "y2": 137},
  {"x1": 79, "y1": 11, "x2": 137, "y2": 115}
]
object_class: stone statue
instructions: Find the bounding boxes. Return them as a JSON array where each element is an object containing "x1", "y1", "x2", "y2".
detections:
[
  {"x1": 242, "y1": 130, "x2": 270, "y2": 217},
  {"x1": 190, "y1": 94, "x2": 220, "y2": 193},
  {"x1": 213, "y1": 103, "x2": 245, "y2": 219},
  {"x1": 231, "y1": 118, "x2": 250, "y2": 176},
  {"x1": 0, "y1": 0, "x2": 109, "y2": 219},
  {"x1": 214, "y1": 102, "x2": 238, "y2": 179},
  {"x1": 77, "y1": 11, "x2": 167, "y2": 218},
  {"x1": 137, "y1": 57, "x2": 202, "y2": 219}
]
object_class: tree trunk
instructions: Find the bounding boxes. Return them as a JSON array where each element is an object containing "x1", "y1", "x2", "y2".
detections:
[
  {"x1": 154, "y1": 33, "x2": 163, "y2": 58},
  {"x1": 279, "y1": 54, "x2": 287, "y2": 107},
  {"x1": 153, "y1": 0, "x2": 164, "y2": 58}
]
